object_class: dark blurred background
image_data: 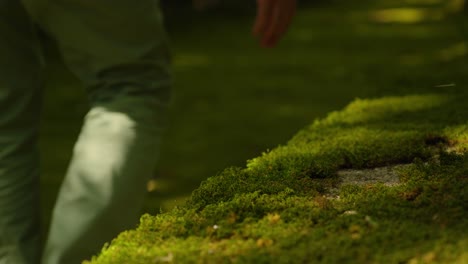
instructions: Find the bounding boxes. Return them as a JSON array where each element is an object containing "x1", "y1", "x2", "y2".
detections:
[{"x1": 39, "y1": 0, "x2": 467, "y2": 236}]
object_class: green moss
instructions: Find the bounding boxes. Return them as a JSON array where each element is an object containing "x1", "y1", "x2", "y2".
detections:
[{"x1": 87, "y1": 91, "x2": 467, "y2": 263}]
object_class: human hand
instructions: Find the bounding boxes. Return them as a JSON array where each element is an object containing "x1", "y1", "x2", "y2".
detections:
[{"x1": 253, "y1": 0, "x2": 297, "y2": 48}]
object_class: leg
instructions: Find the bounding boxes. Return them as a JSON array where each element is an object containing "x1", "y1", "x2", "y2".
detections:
[
  {"x1": 0, "y1": 1, "x2": 44, "y2": 263},
  {"x1": 21, "y1": 0, "x2": 172, "y2": 263}
]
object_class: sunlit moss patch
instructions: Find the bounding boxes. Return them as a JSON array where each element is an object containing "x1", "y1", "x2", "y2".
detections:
[{"x1": 87, "y1": 92, "x2": 467, "y2": 263}]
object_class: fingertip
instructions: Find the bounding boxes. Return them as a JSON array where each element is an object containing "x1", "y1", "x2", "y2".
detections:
[
  {"x1": 263, "y1": 30, "x2": 278, "y2": 48},
  {"x1": 260, "y1": 37, "x2": 277, "y2": 48}
]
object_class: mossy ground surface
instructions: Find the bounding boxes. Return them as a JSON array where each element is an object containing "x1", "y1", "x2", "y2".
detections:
[
  {"x1": 88, "y1": 92, "x2": 467, "y2": 263},
  {"x1": 86, "y1": 1, "x2": 468, "y2": 262}
]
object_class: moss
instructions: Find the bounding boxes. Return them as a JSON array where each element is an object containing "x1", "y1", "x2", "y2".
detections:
[{"x1": 86, "y1": 91, "x2": 467, "y2": 263}]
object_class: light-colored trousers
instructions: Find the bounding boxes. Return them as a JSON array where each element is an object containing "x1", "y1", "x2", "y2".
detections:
[{"x1": 0, "y1": 0, "x2": 172, "y2": 263}]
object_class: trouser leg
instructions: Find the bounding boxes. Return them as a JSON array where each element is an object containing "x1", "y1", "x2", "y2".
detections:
[
  {"x1": 20, "y1": 1, "x2": 172, "y2": 263},
  {"x1": 0, "y1": 1, "x2": 44, "y2": 263}
]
